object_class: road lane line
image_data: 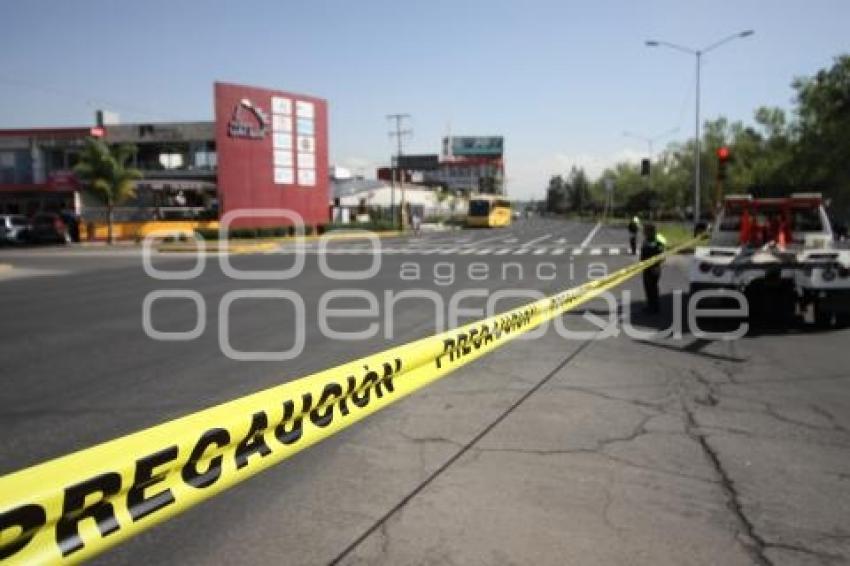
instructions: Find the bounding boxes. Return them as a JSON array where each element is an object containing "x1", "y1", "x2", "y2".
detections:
[
  {"x1": 520, "y1": 234, "x2": 552, "y2": 247},
  {"x1": 578, "y1": 222, "x2": 602, "y2": 249}
]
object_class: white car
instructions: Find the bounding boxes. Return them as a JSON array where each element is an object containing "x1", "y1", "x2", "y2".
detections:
[{"x1": 0, "y1": 214, "x2": 30, "y2": 244}]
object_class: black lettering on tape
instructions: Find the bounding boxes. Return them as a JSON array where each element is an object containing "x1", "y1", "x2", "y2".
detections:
[
  {"x1": 182, "y1": 428, "x2": 230, "y2": 489},
  {"x1": 376, "y1": 359, "x2": 399, "y2": 397},
  {"x1": 338, "y1": 376, "x2": 357, "y2": 417},
  {"x1": 0, "y1": 504, "x2": 46, "y2": 560},
  {"x1": 352, "y1": 367, "x2": 377, "y2": 407},
  {"x1": 128, "y1": 446, "x2": 178, "y2": 522},
  {"x1": 56, "y1": 472, "x2": 122, "y2": 557},
  {"x1": 469, "y1": 328, "x2": 481, "y2": 349},
  {"x1": 235, "y1": 412, "x2": 272, "y2": 470},
  {"x1": 310, "y1": 382, "x2": 343, "y2": 427},
  {"x1": 458, "y1": 333, "x2": 471, "y2": 355},
  {"x1": 435, "y1": 338, "x2": 455, "y2": 369},
  {"x1": 482, "y1": 324, "x2": 494, "y2": 345},
  {"x1": 275, "y1": 394, "x2": 311, "y2": 444}
]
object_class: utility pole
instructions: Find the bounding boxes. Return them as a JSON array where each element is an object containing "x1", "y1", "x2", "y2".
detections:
[{"x1": 387, "y1": 113, "x2": 412, "y2": 230}]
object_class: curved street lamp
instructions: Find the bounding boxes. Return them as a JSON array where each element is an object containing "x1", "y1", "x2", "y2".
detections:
[{"x1": 645, "y1": 30, "x2": 754, "y2": 223}]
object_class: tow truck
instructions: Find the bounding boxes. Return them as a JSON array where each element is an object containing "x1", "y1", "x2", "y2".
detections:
[{"x1": 689, "y1": 193, "x2": 850, "y2": 326}]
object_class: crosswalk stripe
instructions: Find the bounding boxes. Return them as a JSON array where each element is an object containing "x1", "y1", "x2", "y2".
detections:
[
  {"x1": 554, "y1": 237, "x2": 567, "y2": 244},
  {"x1": 512, "y1": 248, "x2": 529, "y2": 255},
  {"x1": 552, "y1": 247, "x2": 566, "y2": 255},
  {"x1": 532, "y1": 248, "x2": 547, "y2": 255},
  {"x1": 590, "y1": 248, "x2": 602, "y2": 256},
  {"x1": 494, "y1": 248, "x2": 511, "y2": 255},
  {"x1": 458, "y1": 248, "x2": 476, "y2": 255},
  {"x1": 439, "y1": 247, "x2": 458, "y2": 255},
  {"x1": 475, "y1": 248, "x2": 492, "y2": 255},
  {"x1": 608, "y1": 248, "x2": 620, "y2": 255}
]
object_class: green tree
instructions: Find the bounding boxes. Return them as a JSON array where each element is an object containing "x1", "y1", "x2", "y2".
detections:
[
  {"x1": 74, "y1": 138, "x2": 142, "y2": 243},
  {"x1": 546, "y1": 175, "x2": 567, "y2": 213},
  {"x1": 791, "y1": 54, "x2": 850, "y2": 211},
  {"x1": 566, "y1": 166, "x2": 591, "y2": 214}
]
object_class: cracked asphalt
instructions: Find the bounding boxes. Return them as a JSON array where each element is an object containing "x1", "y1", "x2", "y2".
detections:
[
  {"x1": 1, "y1": 219, "x2": 849, "y2": 565},
  {"x1": 334, "y1": 262, "x2": 850, "y2": 566}
]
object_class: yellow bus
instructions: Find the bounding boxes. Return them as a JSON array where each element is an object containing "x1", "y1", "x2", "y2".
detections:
[{"x1": 466, "y1": 195, "x2": 512, "y2": 228}]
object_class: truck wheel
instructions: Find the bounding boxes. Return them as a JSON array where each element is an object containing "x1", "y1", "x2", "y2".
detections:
[{"x1": 813, "y1": 302, "x2": 833, "y2": 329}]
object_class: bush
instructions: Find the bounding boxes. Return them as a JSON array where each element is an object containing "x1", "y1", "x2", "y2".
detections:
[{"x1": 324, "y1": 220, "x2": 396, "y2": 232}]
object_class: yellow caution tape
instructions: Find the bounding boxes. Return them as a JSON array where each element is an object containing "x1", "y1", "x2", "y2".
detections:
[{"x1": 0, "y1": 237, "x2": 702, "y2": 565}]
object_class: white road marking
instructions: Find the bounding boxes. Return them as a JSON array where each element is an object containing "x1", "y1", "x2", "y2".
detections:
[
  {"x1": 609, "y1": 247, "x2": 620, "y2": 255},
  {"x1": 590, "y1": 248, "x2": 602, "y2": 256},
  {"x1": 520, "y1": 234, "x2": 552, "y2": 247},
  {"x1": 475, "y1": 248, "x2": 492, "y2": 255},
  {"x1": 554, "y1": 237, "x2": 567, "y2": 244},
  {"x1": 494, "y1": 248, "x2": 511, "y2": 255},
  {"x1": 512, "y1": 248, "x2": 529, "y2": 255},
  {"x1": 578, "y1": 222, "x2": 602, "y2": 249},
  {"x1": 467, "y1": 234, "x2": 510, "y2": 246},
  {"x1": 439, "y1": 247, "x2": 459, "y2": 255},
  {"x1": 532, "y1": 248, "x2": 547, "y2": 255},
  {"x1": 572, "y1": 248, "x2": 583, "y2": 255},
  {"x1": 552, "y1": 247, "x2": 566, "y2": 255}
]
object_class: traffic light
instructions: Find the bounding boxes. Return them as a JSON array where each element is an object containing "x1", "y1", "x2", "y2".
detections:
[
  {"x1": 641, "y1": 158, "x2": 650, "y2": 176},
  {"x1": 717, "y1": 146, "x2": 731, "y2": 180}
]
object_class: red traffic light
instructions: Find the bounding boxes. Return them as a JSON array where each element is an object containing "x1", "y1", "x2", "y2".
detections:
[{"x1": 717, "y1": 146, "x2": 730, "y2": 161}]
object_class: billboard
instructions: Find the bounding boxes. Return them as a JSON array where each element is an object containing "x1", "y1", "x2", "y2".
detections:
[
  {"x1": 214, "y1": 82, "x2": 329, "y2": 227},
  {"x1": 444, "y1": 136, "x2": 503, "y2": 157},
  {"x1": 396, "y1": 154, "x2": 439, "y2": 170}
]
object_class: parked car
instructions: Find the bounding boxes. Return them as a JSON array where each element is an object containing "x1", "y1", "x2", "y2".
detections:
[
  {"x1": 28, "y1": 213, "x2": 71, "y2": 244},
  {"x1": 0, "y1": 214, "x2": 31, "y2": 244}
]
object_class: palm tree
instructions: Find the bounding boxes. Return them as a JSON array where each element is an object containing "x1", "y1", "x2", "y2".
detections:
[{"x1": 74, "y1": 138, "x2": 142, "y2": 243}]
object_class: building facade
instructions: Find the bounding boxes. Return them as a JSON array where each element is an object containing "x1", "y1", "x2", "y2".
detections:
[
  {"x1": 378, "y1": 136, "x2": 505, "y2": 196},
  {"x1": 0, "y1": 82, "x2": 330, "y2": 232}
]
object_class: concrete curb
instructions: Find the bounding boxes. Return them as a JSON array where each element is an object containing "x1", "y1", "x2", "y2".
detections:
[{"x1": 157, "y1": 242, "x2": 279, "y2": 254}]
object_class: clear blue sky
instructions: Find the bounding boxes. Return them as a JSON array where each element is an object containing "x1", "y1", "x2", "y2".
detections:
[{"x1": 1, "y1": 0, "x2": 847, "y2": 199}]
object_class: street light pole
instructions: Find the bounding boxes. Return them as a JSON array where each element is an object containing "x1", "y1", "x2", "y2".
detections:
[
  {"x1": 695, "y1": 50, "x2": 701, "y2": 223},
  {"x1": 623, "y1": 127, "x2": 679, "y2": 161},
  {"x1": 645, "y1": 30, "x2": 753, "y2": 225}
]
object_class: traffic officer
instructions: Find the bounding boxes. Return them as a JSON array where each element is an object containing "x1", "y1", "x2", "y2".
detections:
[
  {"x1": 639, "y1": 223, "x2": 665, "y2": 314},
  {"x1": 627, "y1": 216, "x2": 640, "y2": 255}
]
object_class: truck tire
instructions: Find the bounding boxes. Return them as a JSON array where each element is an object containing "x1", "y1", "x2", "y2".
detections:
[{"x1": 814, "y1": 301, "x2": 832, "y2": 329}]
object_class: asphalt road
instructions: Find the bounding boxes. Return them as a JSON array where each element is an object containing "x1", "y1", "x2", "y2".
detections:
[{"x1": 1, "y1": 218, "x2": 849, "y2": 565}]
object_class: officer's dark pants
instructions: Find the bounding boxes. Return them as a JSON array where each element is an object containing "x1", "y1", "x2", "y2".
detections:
[
  {"x1": 642, "y1": 271, "x2": 660, "y2": 312},
  {"x1": 629, "y1": 236, "x2": 637, "y2": 255}
]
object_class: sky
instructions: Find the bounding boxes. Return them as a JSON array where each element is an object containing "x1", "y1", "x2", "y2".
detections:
[{"x1": 1, "y1": 0, "x2": 848, "y2": 200}]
